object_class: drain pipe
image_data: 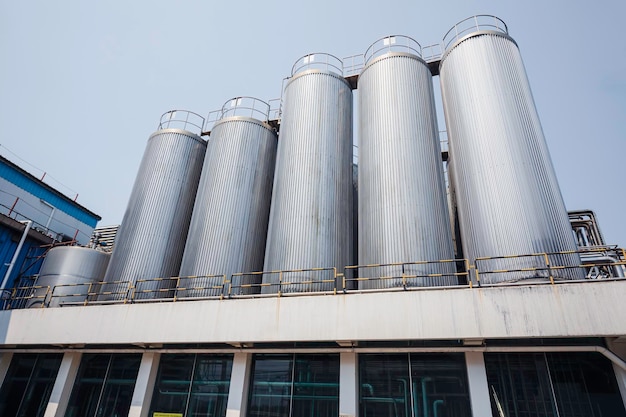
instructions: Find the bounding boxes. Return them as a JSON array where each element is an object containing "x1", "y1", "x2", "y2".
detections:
[{"x1": 1, "y1": 220, "x2": 32, "y2": 293}]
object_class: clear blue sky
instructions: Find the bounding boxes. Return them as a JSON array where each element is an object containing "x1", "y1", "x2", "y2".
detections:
[{"x1": 1, "y1": 1, "x2": 624, "y2": 245}]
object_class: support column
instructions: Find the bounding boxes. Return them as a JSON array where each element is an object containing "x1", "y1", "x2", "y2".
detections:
[
  {"x1": 0, "y1": 352, "x2": 14, "y2": 388},
  {"x1": 129, "y1": 352, "x2": 161, "y2": 417},
  {"x1": 226, "y1": 352, "x2": 252, "y2": 417},
  {"x1": 339, "y1": 352, "x2": 359, "y2": 417},
  {"x1": 43, "y1": 352, "x2": 82, "y2": 417},
  {"x1": 465, "y1": 351, "x2": 493, "y2": 417}
]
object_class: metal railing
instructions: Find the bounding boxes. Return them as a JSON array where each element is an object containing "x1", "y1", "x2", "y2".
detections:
[
  {"x1": 422, "y1": 43, "x2": 444, "y2": 63},
  {"x1": 230, "y1": 267, "x2": 338, "y2": 296},
  {"x1": 159, "y1": 110, "x2": 205, "y2": 135},
  {"x1": 474, "y1": 247, "x2": 626, "y2": 286},
  {"x1": 220, "y1": 97, "x2": 270, "y2": 121},
  {"x1": 344, "y1": 259, "x2": 470, "y2": 290},
  {"x1": 443, "y1": 15, "x2": 508, "y2": 51},
  {"x1": 5, "y1": 248, "x2": 625, "y2": 309},
  {"x1": 364, "y1": 35, "x2": 422, "y2": 64},
  {"x1": 291, "y1": 53, "x2": 344, "y2": 77},
  {"x1": 343, "y1": 54, "x2": 365, "y2": 77}
]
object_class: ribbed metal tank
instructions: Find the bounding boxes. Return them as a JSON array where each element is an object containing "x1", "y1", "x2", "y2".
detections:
[
  {"x1": 439, "y1": 16, "x2": 582, "y2": 283},
  {"x1": 27, "y1": 246, "x2": 110, "y2": 308},
  {"x1": 101, "y1": 111, "x2": 207, "y2": 299},
  {"x1": 263, "y1": 54, "x2": 353, "y2": 293},
  {"x1": 179, "y1": 98, "x2": 277, "y2": 297},
  {"x1": 358, "y1": 36, "x2": 457, "y2": 289}
]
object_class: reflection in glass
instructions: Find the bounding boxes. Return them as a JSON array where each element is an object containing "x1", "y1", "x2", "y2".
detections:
[
  {"x1": 486, "y1": 352, "x2": 626, "y2": 417},
  {"x1": 0, "y1": 353, "x2": 63, "y2": 417},
  {"x1": 64, "y1": 353, "x2": 141, "y2": 417},
  {"x1": 247, "y1": 354, "x2": 339, "y2": 417},
  {"x1": 359, "y1": 353, "x2": 471, "y2": 417},
  {"x1": 149, "y1": 354, "x2": 233, "y2": 417}
]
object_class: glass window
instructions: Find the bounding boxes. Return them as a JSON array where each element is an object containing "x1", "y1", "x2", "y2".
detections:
[
  {"x1": 547, "y1": 352, "x2": 626, "y2": 417},
  {"x1": 149, "y1": 354, "x2": 233, "y2": 417},
  {"x1": 485, "y1": 352, "x2": 626, "y2": 417},
  {"x1": 64, "y1": 353, "x2": 141, "y2": 417},
  {"x1": 485, "y1": 353, "x2": 557, "y2": 417},
  {"x1": 247, "y1": 354, "x2": 339, "y2": 417},
  {"x1": 359, "y1": 353, "x2": 471, "y2": 417},
  {"x1": 0, "y1": 353, "x2": 63, "y2": 417}
]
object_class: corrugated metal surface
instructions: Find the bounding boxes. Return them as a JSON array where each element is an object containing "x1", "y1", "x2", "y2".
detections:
[
  {"x1": 28, "y1": 246, "x2": 110, "y2": 308},
  {"x1": 440, "y1": 32, "x2": 582, "y2": 283},
  {"x1": 101, "y1": 129, "x2": 207, "y2": 298},
  {"x1": 358, "y1": 53, "x2": 456, "y2": 289},
  {"x1": 0, "y1": 224, "x2": 47, "y2": 291},
  {"x1": 179, "y1": 117, "x2": 277, "y2": 297},
  {"x1": 263, "y1": 70, "x2": 353, "y2": 293}
]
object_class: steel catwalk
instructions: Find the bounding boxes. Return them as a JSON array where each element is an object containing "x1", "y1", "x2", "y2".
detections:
[
  {"x1": 179, "y1": 116, "x2": 277, "y2": 297},
  {"x1": 358, "y1": 50, "x2": 456, "y2": 289},
  {"x1": 27, "y1": 246, "x2": 110, "y2": 308},
  {"x1": 263, "y1": 68, "x2": 353, "y2": 293},
  {"x1": 439, "y1": 26, "x2": 582, "y2": 283},
  {"x1": 101, "y1": 127, "x2": 206, "y2": 299}
]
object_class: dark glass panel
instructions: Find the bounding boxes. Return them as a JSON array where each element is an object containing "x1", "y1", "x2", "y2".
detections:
[
  {"x1": 0, "y1": 354, "x2": 62, "y2": 417},
  {"x1": 97, "y1": 354, "x2": 141, "y2": 417},
  {"x1": 64, "y1": 354, "x2": 110, "y2": 417},
  {"x1": 247, "y1": 354, "x2": 293, "y2": 417},
  {"x1": 409, "y1": 353, "x2": 472, "y2": 417},
  {"x1": 291, "y1": 354, "x2": 339, "y2": 417},
  {"x1": 64, "y1": 354, "x2": 140, "y2": 417},
  {"x1": 187, "y1": 355, "x2": 233, "y2": 417},
  {"x1": 485, "y1": 353, "x2": 557, "y2": 417},
  {"x1": 546, "y1": 352, "x2": 626, "y2": 417},
  {"x1": 149, "y1": 354, "x2": 195, "y2": 415},
  {"x1": 17, "y1": 355, "x2": 63, "y2": 417},
  {"x1": 359, "y1": 354, "x2": 411, "y2": 417}
]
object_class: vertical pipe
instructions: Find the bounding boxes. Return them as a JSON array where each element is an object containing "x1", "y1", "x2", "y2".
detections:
[{"x1": 1, "y1": 220, "x2": 32, "y2": 291}]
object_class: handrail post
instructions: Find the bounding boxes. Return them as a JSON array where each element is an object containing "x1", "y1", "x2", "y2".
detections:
[
  {"x1": 464, "y1": 259, "x2": 472, "y2": 288},
  {"x1": 278, "y1": 271, "x2": 282, "y2": 297},
  {"x1": 543, "y1": 253, "x2": 554, "y2": 284}
]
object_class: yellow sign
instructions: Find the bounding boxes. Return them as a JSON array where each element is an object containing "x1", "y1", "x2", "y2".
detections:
[{"x1": 153, "y1": 413, "x2": 183, "y2": 417}]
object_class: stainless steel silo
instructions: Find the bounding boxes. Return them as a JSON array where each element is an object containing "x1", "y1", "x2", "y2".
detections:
[
  {"x1": 358, "y1": 36, "x2": 457, "y2": 290},
  {"x1": 179, "y1": 98, "x2": 277, "y2": 297},
  {"x1": 263, "y1": 53, "x2": 353, "y2": 293},
  {"x1": 439, "y1": 16, "x2": 582, "y2": 283},
  {"x1": 27, "y1": 246, "x2": 110, "y2": 308},
  {"x1": 101, "y1": 111, "x2": 207, "y2": 299}
]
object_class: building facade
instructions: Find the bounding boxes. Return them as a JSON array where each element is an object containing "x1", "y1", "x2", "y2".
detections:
[{"x1": 0, "y1": 15, "x2": 625, "y2": 417}]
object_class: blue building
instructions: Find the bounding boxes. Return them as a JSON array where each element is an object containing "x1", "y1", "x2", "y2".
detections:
[{"x1": 0, "y1": 154, "x2": 101, "y2": 292}]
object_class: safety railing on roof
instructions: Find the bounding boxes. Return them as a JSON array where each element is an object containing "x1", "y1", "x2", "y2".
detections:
[
  {"x1": 159, "y1": 110, "x2": 205, "y2": 136},
  {"x1": 443, "y1": 15, "x2": 508, "y2": 51},
  {"x1": 344, "y1": 259, "x2": 471, "y2": 291},
  {"x1": 364, "y1": 35, "x2": 422, "y2": 65},
  {"x1": 5, "y1": 247, "x2": 626, "y2": 309},
  {"x1": 230, "y1": 267, "x2": 338, "y2": 297},
  {"x1": 292, "y1": 53, "x2": 344, "y2": 76},
  {"x1": 343, "y1": 54, "x2": 365, "y2": 77}
]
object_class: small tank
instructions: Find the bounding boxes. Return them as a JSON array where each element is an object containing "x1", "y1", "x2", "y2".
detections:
[
  {"x1": 27, "y1": 246, "x2": 110, "y2": 308},
  {"x1": 100, "y1": 111, "x2": 207, "y2": 300}
]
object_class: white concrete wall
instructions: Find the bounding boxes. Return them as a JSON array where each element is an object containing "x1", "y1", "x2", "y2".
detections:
[{"x1": 0, "y1": 280, "x2": 625, "y2": 346}]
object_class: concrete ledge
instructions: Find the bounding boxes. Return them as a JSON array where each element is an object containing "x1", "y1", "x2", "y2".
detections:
[{"x1": 1, "y1": 280, "x2": 625, "y2": 346}]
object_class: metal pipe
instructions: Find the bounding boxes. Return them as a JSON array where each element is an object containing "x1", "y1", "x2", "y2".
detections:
[
  {"x1": 40, "y1": 199, "x2": 56, "y2": 233},
  {"x1": 1, "y1": 220, "x2": 32, "y2": 291}
]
